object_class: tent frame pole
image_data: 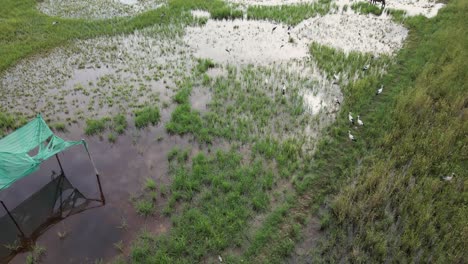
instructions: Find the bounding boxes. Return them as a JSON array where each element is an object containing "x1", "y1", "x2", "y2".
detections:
[
  {"x1": 82, "y1": 141, "x2": 105, "y2": 204},
  {"x1": 55, "y1": 154, "x2": 64, "y2": 175},
  {"x1": 1, "y1": 200, "x2": 25, "y2": 238}
]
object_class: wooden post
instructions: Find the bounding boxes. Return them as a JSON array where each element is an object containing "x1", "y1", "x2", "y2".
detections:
[{"x1": 1, "y1": 200, "x2": 25, "y2": 238}]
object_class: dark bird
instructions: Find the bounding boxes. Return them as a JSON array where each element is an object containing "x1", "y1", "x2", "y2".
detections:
[
  {"x1": 225, "y1": 48, "x2": 231, "y2": 53},
  {"x1": 280, "y1": 44, "x2": 284, "y2": 48},
  {"x1": 335, "y1": 98, "x2": 341, "y2": 105},
  {"x1": 272, "y1": 26, "x2": 278, "y2": 33}
]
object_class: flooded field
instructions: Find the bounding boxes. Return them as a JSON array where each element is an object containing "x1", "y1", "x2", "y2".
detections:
[
  {"x1": 38, "y1": 0, "x2": 166, "y2": 19},
  {"x1": 0, "y1": 0, "x2": 446, "y2": 262}
]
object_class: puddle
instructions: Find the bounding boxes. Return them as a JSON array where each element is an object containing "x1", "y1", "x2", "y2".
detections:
[
  {"x1": 0, "y1": 27, "x2": 192, "y2": 123},
  {"x1": 191, "y1": 10, "x2": 211, "y2": 19},
  {"x1": 0, "y1": 121, "x2": 201, "y2": 263},
  {"x1": 227, "y1": 0, "x2": 318, "y2": 6},
  {"x1": 190, "y1": 87, "x2": 212, "y2": 112},
  {"x1": 294, "y1": 13, "x2": 408, "y2": 55},
  {"x1": 38, "y1": 0, "x2": 166, "y2": 19},
  {"x1": 183, "y1": 19, "x2": 309, "y2": 65}
]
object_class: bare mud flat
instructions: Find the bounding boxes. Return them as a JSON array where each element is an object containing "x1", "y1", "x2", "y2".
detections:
[
  {"x1": 294, "y1": 13, "x2": 408, "y2": 55},
  {"x1": 184, "y1": 19, "x2": 309, "y2": 65},
  {"x1": 38, "y1": 0, "x2": 166, "y2": 19}
]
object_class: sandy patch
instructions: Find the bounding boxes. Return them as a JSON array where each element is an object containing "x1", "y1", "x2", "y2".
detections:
[
  {"x1": 38, "y1": 0, "x2": 165, "y2": 19},
  {"x1": 184, "y1": 19, "x2": 309, "y2": 65},
  {"x1": 294, "y1": 13, "x2": 408, "y2": 55}
]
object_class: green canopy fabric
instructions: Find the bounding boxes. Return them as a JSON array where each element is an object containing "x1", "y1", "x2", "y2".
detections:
[{"x1": 0, "y1": 115, "x2": 86, "y2": 190}]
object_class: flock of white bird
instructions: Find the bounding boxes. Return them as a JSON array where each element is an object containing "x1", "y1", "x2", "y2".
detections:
[{"x1": 347, "y1": 80, "x2": 384, "y2": 142}]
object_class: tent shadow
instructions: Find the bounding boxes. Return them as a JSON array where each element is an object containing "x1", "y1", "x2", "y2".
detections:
[{"x1": 0, "y1": 171, "x2": 104, "y2": 263}]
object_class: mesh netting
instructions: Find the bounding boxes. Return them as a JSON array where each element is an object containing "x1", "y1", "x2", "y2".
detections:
[
  {"x1": 0, "y1": 174, "x2": 90, "y2": 261},
  {"x1": 0, "y1": 115, "x2": 86, "y2": 190}
]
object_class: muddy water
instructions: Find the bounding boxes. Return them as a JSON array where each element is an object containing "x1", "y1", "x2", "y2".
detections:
[
  {"x1": 294, "y1": 12, "x2": 408, "y2": 55},
  {"x1": 38, "y1": 0, "x2": 166, "y2": 19},
  {"x1": 0, "y1": 121, "x2": 194, "y2": 263},
  {"x1": 184, "y1": 19, "x2": 309, "y2": 65},
  {"x1": 0, "y1": 29, "x2": 191, "y2": 124},
  {"x1": 227, "y1": 0, "x2": 317, "y2": 6}
]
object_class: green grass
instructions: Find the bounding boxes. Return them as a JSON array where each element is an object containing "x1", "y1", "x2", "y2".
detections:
[
  {"x1": 195, "y1": 58, "x2": 215, "y2": 74},
  {"x1": 0, "y1": 112, "x2": 27, "y2": 137},
  {"x1": 144, "y1": 178, "x2": 157, "y2": 191},
  {"x1": 134, "y1": 106, "x2": 161, "y2": 128},
  {"x1": 240, "y1": 0, "x2": 468, "y2": 262},
  {"x1": 84, "y1": 117, "x2": 110, "y2": 135},
  {"x1": 135, "y1": 199, "x2": 155, "y2": 217},
  {"x1": 52, "y1": 122, "x2": 66, "y2": 132},
  {"x1": 131, "y1": 149, "x2": 273, "y2": 263},
  {"x1": 351, "y1": 2, "x2": 383, "y2": 16},
  {"x1": 113, "y1": 114, "x2": 127, "y2": 134},
  {"x1": 247, "y1": 0, "x2": 331, "y2": 25},
  {"x1": 0, "y1": 0, "x2": 242, "y2": 72},
  {"x1": 310, "y1": 1, "x2": 468, "y2": 261}
]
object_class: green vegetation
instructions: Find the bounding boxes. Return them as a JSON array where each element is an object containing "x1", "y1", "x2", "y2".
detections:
[
  {"x1": 310, "y1": 0, "x2": 468, "y2": 262},
  {"x1": 144, "y1": 178, "x2": 157, "y2": 191},
  {"x1": 351, "y1": 2, "x2": 383, "y2": 16},
  {"x1": 84, "y1": 117, "x2": 110, "y2": 135},
  {"x1": 113, "y1": 114, "x2": 127, "y2": 134},
  {"x1": 134, "y1": 106, "x2": 161, "y2": 128},
  {"x1": 0, "y1": 0, "x2": 245, "y2": 72},
  {"x1": 0, "y1": 112, "x2": 26, "y2": 137},
  {"x1": 247, "y1": 0, "x2": 331, "y2": 25},
  {"x1": 195, "y1": 58, "x2": 215, "y2": 74},
  {"x1": 132, "y1": 150, "x2": 273, "y2": 262},
  {"x1": 236, "y1": 0, "x2": 467, "y2": 262},
  {"x1": 210, "y1": 6, "x2": 243, "y2": 20},
  {"x1": 25, "y1": 244, "x2": 46, "y2": 264},
  {"x1": 134, "y1": 199, "x2": 155, "y2": 217},
  {"x1": 52, "y1": 122, "x2": 66, "y2": 132},
  {"x1": 2, "y1": 0, "x2": 466, "y2": 263}
]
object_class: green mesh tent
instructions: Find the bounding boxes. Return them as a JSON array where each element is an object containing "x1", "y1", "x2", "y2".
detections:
[
  {"x1": 0, "y1": 115, "x2": 104, "y2": 253},
  {"x1": 0, "y1": 115, "x2": 99, "y2": 190}
]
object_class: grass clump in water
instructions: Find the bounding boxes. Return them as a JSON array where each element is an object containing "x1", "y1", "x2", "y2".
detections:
[
  {"x1": 85, "y1": 117, "x2": 110, "y2": 136},
  {"x1": 134, "y1": 200, "x2": 154, "y2": 217},
  {"x1": 131, "y1": 150, "x2": 273, "y2": 262},
  {"x1": 196, "y1": 58, "x2": 215, "y2": 74},
  {"x1": 113, "y1": 114, "x2": 127, "y2": 134},
  {"x1": 351, "y1": 2, "x2": 383, "y2": 16},
  {"x1": 210, "y1": 7, "x2": 243, "y2": 20},
  {"x1": 52, "y1": 122, "x2": 66, "y2": 132},
  {"x1": 247, "y1": 0, "x2": 331, "y2": 25},
  {"x1": 134, "y1": 106, "x2": 161, "y2": 128}
]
